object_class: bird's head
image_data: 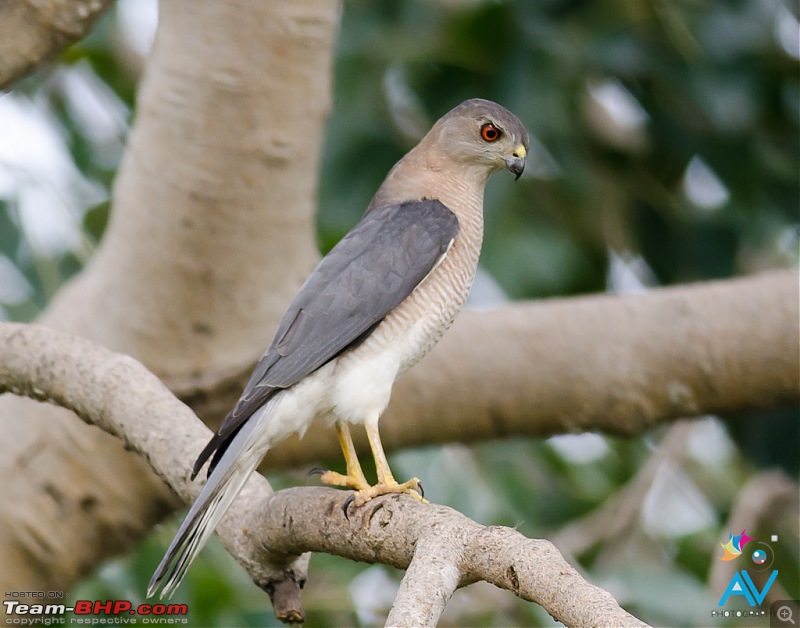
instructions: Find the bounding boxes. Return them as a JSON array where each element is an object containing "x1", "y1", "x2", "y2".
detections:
[{"x1": 433, "y1": 98, "x2": 530, "y2": 181}]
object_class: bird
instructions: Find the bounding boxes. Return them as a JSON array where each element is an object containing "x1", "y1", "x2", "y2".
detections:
[{"x1": 148, "y1": 98, "x2": 529, "y2": 598}]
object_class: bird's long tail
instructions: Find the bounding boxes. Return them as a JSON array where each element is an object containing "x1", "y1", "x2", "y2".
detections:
[{"x1": 147, "y1": 398, "x2": 278, "y2": 599}]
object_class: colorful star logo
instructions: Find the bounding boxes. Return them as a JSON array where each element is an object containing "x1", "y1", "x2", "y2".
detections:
[{"x1": 720, "y1": 529, "x2": 754, "y2": 561}]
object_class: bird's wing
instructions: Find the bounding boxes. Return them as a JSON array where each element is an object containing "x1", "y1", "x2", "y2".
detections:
[{"x1": 193, "y1": 199, "x2": 459, "y2": 477}]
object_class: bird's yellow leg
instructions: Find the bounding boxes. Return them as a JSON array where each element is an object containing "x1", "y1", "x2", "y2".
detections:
[
  {"x1": 350, "y1": 422, "x2": 426, "y2": 506},
  {"x1": 366, "y1": 422, "x2": 400, "y2": 486},
  {"x1": 319, "y1": 422, "x2": 370, "y2": 491}
]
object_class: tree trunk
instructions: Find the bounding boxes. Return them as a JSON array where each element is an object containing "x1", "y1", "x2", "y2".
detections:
[{"x1": 0, "y1": 0, "x2": 339, "y2": 593}]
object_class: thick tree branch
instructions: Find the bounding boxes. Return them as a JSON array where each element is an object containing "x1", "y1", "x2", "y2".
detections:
[
  {"x1": 0, "y1": 0, "x2": 114, "y2": 89},
  {"x1": 175, "y1": 269, "x2": 800, "y2": 469},
  {"x1": 248, "y1": 488, "x2": 649, "y2": 627},
  {"x1": 0, "y1": 322, "x2": 307, "y2": 621},
  {"x1": 0, "y1": 321, "x2": 649, "y2": 627}
]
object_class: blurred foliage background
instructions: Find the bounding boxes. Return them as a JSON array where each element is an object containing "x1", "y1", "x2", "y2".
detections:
[{"x1": 1, "y1": 0, "x2": 798, "y2": 626}]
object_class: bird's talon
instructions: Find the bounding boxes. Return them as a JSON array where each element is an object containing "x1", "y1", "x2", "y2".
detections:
[
  {"x1": 305, "y1": 467, "x2": 326, "y2": 484},
  {"x1": 415, "y1": 480, "x2": 425, "y2": 499},
  {"x1": 342, "y1": 494, "x2": 356, "y2": 519}
]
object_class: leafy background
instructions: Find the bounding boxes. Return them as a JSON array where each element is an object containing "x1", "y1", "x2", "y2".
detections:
[{"x1": 1, "y1": 0, "x2": 798, "y2": 626}]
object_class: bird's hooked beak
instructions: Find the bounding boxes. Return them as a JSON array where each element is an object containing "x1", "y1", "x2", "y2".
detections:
[{"x1": 504, "y1": 144, "x2": 527, "y2": 180}]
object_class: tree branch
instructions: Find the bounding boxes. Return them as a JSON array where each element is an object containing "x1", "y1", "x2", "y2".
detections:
[
  {"x1": 389, "y1": 534, "x2": 461, "y2": 625},
  {"x1": 248, "y1": 488, "x2": 650, "y2": 627},
  {"x1": 0, "y1": 0, "x2": 114, "y2": 89},
  {"x1": 0, "y1": 321, "x2": 649, "y2": 627},
  {"x1": 175, "y1": 269, "x2": 800, "y2": 470},
  {"x1": 0, "y1": 321, "x2": 308, "y2": 621}
]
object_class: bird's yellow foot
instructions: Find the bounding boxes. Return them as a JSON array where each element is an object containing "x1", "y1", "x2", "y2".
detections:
[
  {"x1": 324, "y1": 421, "x2": 428, "y2": 517},
  {"x1": 350, "y1": 477, "x2": 427, "y2": 508}
]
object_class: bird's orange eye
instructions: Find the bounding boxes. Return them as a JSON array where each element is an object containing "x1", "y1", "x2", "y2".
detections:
[{"x1": 480, "y1": 122, "x2": 501, "y2": 142}]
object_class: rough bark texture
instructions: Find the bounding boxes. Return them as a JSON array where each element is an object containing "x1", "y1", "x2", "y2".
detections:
[
  {"x1": 0, "y1": 320, "x2": 650, "y2": 626},
  {"x1": 253, "y1": 489, "x2": 649, "y2": 628},
  {"x1": 0, "y1": 0, "x2": 339, "y2": 595},
  {"x1": 0, "y1": 0, "x2": 114, "y2": 89}
]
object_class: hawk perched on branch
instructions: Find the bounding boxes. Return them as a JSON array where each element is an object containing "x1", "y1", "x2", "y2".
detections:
[{"x1": 149, "y1": 98, "x2": 529, "y2": 597}]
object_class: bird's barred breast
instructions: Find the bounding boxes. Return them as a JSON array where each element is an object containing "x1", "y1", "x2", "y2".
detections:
[
  {"x1": 330, "y1": 198, "x2": 483, "y2": 425},
  {"x1": 384, "y1": 226, "x2": 481, "y2": 371}
]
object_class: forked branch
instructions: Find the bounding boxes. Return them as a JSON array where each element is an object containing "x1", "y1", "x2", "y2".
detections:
[{"x1": 0, "y1": 321, "x2": 648, "y2": 626}]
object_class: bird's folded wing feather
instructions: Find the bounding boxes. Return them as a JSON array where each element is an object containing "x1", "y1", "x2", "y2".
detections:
[{"x1": 193, "y1": 199, "x2": 459, "y2": 478}]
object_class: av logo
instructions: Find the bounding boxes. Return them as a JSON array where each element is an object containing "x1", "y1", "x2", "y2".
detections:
[
  {"x1": 718, "y1": 570, "x2": 779, "y2": 607},
  {"x1": 716, "y1": 529, "x2": 779, "y2": 607}
]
